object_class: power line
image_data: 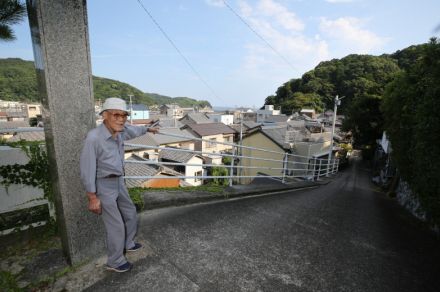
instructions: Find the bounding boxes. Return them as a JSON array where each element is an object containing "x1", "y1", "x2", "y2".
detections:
[
  {"x1": 135, "y1": 0, "x2": 225, "y2": 104},
  {"x1": 222, "y1": 0, "x2": 296, "y2": 71}
]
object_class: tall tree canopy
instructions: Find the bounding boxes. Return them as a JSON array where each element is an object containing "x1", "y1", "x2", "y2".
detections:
[
  {"x1": 0, "y1": 0, "x2": 26, "y2": 41},
  {"x1": 382, "y1": 38, "x2": 440, "y2": 226}
]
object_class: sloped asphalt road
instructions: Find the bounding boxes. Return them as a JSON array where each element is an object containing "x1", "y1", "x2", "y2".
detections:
[{"x1": 86, "y1": 157, "x2": 440, "y2": 291}]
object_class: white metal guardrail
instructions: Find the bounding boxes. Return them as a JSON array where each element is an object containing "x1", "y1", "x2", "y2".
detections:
[
  {"x1": 0, "y1": 127, "x2": 340, "y2": 185},
  {"x1": 124, "y1": 131, "x2": 339, "y2": 186},
  {"x1": 1, "y1": 127, "x2": 339, "y2": 235}
]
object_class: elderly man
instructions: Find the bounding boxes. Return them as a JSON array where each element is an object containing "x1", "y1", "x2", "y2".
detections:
[{"x1": 80, "y1": 97, "x2": 158, "y2": 273}]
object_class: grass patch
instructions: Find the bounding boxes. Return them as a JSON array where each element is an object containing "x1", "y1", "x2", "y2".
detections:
[
  {"x1": 131, "y1": 185, "x2": 225, "y2": 193},
  {"x1": 128, "y1": 188, "x2": 145, "y2": 211},
  {"x1": 0, "y1": 271, "x2": 21, "y2": 292},
  {"x1": 128, "y1": 185, "x2": 226, "y2": 211}
]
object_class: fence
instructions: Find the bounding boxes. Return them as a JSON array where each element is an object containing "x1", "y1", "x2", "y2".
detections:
[
  {"x1": 124, "y1": 131, "x2": 339, "y2": 186},
  {"x1": 0, "y1": 127, "x2": 339, "y2": 234}
]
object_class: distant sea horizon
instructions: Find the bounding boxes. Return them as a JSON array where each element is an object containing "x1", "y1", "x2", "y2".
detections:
[{"x1": 212, "y1": 105, "x2": 258, "y2": 112}]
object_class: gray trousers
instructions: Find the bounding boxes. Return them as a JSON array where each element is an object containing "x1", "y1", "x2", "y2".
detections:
[{"x1": 96, "y1": 176, "x2": 137, "y2": 267}]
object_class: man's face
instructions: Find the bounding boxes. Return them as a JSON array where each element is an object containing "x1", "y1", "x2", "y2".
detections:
[{"x1": 103, "y1": 110, "x2": 128, "y2": 133}]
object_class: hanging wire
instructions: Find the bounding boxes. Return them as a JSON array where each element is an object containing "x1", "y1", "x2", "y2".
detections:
[
  {"x1": 222, "y1": 0, "x2": 296, "y2": 71},
  {"x1": 135, "y1": 0, "x2": 226, "y2": 104}
]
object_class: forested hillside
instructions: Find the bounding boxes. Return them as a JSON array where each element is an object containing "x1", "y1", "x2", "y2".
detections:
[
  {"x1": 0, "y1": 58, "x2": 211, "y2": 108},
  {"x1": 264, "y1": 43, "x2": 429, "y2": 147}
]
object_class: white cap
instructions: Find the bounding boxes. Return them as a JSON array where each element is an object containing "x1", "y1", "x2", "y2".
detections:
[{"x1": 100, "y1": 97, "x2": 130, "y2": 115}]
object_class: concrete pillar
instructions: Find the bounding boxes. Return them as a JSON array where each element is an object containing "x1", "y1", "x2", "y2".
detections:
[{"x1": 26, "y1": 0, "x2": 105, "y2": 265}]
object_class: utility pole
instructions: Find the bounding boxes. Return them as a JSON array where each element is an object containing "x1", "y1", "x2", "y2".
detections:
[
  {"x1": 128, "y1": 94, "x2": 133, "y2": 124},
  {"x1": 327, "y1": 95, "x2": 342, "y2": 176}
]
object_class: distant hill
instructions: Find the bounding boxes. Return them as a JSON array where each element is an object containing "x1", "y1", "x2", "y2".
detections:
[
  {"x1": 0, "y1": 58, "x2": 211, "y2": 108},
  {"x1": 264, "y1": 43, "x2": 428, "y2": 115}
]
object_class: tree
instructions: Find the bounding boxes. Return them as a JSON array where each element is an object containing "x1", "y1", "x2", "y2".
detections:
[
  {"x1": 0, "y1": 0, "x2": 26, "y2": 42},
  {"x1": 382, "y1": 38, "x2": 440, "y2": 227},
  {"x1": 265, "y1": 54, "x2": 401, "y2": 146}
]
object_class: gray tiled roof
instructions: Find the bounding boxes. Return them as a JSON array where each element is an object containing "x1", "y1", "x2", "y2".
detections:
[
  {"x1": 260, "y1": 126, "x2": 290, "y2": 150},
  {"x1": 184, "y1": 123, "x2": 236, "y2": 137},
  {"x1": 287, "y1": 120, "x2": 306, "y2": 128},
  {"x1": 124, "y1": 128, "x2": 196, "y2": 151},
  {"x1": 157, "y1": 118, "x2": 183, "y2": 128},
  {"x1": 8, "y1": 131, "x2": 45, "y2": 142},
  {"x1": 185, "y1": 112, "x2": 212, "y2": 124},
  {"x1": 159, "y1": 148, "x2": 200, "y2": 163},
  {"x1": 265, "y1": 115, "x2": 288, "y2": 123},
  {"x1": 124, "y1": 155, "x2": 185, "y2": 187},
  {"x1": 153, "y1": 128, "x2": 196, "y2": 145},
  {"x1": 124, "y1": 133, "x2": 158, "y2": 151},
  {"x1": 131, "y1": 104, "x2": 148, "y2": 111},
  {"x1": 0, "y1": 121, "x2": 29, "y2": 129},
  {"x1": 242, "y1": 121, "x2": 260, "y2": 129},
  {"x1": 124, "y1": 155, "x2": 160, "y2": 188}
]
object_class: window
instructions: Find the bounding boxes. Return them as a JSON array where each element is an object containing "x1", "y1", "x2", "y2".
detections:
[
  {"x1": 207, "y1": 138, "x2": 216, "y2": 148},
  {"x1": 195, "y1": 170, "x2": 203, "y2": 182}
]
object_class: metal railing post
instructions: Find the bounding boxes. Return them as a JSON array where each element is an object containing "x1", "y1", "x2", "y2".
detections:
[
  {"x1": 332, "y1": 158, "x2": 336, "y2": 174},
  {"x1": 336, "y1": 159, "x2": 339, "y2": 173},
  {"x1": 317, "y1": 159, "x2": 322, "y2": 180},
  {"x1": 282, "y1": 153, "x2": 287, "y2": 183},
  {"x1": 229, "y1": 146, "x2": 235, "y2": 187},
  {"x1": 312, "y1": 158, "x2": 317, "y2": 181}
]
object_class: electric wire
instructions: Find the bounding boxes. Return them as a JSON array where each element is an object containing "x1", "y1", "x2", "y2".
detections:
[
  {"x1": 135, "y1": 0, "x2": 226, "y2": 104},
  {"x1": 222, "y1": 0, "x2": 296, "y2": 71}
]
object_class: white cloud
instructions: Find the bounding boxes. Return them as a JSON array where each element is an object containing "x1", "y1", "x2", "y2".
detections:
[
  {"x1": 205, "y1": 0, "x2": 225, "y2": 7},
  {"x1": 319, "y1": 17, "x2": 386, "y2": 54},
  {"x1": 235, "y1": 0, "x2": 329, "y2": 80},
  {"x1": 256, "y1": 0, "x2": 304, "y2": 31}
]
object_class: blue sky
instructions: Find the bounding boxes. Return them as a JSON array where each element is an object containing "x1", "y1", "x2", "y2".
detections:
[{"x1": 1, "y1": 0, "x2": 439, "y2": 107}]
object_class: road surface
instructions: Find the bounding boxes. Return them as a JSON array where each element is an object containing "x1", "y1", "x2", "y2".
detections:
[{"x1": 87, "y1": 155, "x2": 440, "y2": 291}]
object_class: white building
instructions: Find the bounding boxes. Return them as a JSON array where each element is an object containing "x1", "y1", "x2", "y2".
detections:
[
  {"x1": 130, "y1": 104, "x2": 149, "y2": 120},
  {"x1": 207, "y1": 113, "x2": 234, "y2": 125},
  {"x1": 256, "y1": 105, "x2": 281, "y2": 123}
]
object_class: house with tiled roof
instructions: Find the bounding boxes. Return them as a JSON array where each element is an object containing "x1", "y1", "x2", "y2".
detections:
[
  {"x1": 124, "y1": 127, "x2": 196, "y2": 161},
  {"x1": 239, "y1": 124, "x2": 332, "y2": 183},
  {"x1": 129, "y1": 104, "x2": 149, "y2": 121},
  {"x1": 182, "y1": 122, "x2": 236, "y2": 165},
  {"x1": 179, "y1": 112, "x2": 212, "y2": 126},
  {"x1": 124, "y1": 155, "x2": 183, "y2": 188},
  {"x1": 159, "y1": 148, "x2": 205, "y2": 186},
  {"x1": 160, "y1": 104, "x2": 185, "y2": 118}
]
